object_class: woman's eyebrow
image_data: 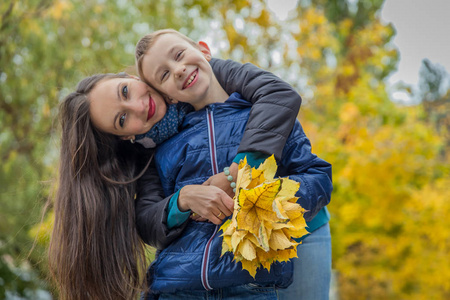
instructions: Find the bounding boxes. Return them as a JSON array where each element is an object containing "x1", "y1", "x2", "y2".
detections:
[
  {"x1": 116, "y1": 82, "x2": 122, "y2": 101},
  {"x1": 113, "y1": 112, "x2": 119, "y2": 130},
  {"x1": 113, "y1": 83, "x2": 121, "y2": 130}
]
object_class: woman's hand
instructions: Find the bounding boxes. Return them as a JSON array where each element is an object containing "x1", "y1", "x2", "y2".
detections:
[
  {"x1": 178, "y1": 185, "x2": 234, "y2": 225},
  {"x1": 202, "y1": 163, "x2": 239, "y2": 198},
  {"x1": 190, "y1": 213, "x2": 208, "y2": 222}
]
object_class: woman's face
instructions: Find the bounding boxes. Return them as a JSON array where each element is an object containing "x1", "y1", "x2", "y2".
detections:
[{"x1": 89, "y1": 77, "x2": 167, "y2": 139}]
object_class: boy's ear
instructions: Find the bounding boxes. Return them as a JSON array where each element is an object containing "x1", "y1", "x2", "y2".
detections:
[{"x1": 198, "y1": 41, "x2": 212, "y2": 61}]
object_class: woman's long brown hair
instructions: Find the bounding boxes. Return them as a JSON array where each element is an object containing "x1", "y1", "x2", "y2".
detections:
[{"x1": 49, "y1": 74, "x2": 150, "y2": 299}]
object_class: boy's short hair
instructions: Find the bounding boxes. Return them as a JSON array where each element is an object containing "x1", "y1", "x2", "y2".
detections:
[{"x1": 135, "y1": 29, "x2": 198, "y2": 82}]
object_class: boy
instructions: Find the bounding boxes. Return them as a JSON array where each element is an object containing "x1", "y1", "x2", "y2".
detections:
[{"x1": 135, "y1": 29, "x2": 333, "y2": 299}]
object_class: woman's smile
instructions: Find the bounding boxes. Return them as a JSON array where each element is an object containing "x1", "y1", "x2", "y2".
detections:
[{"x1": 147, "y1": 96, "x2": 156, "y2": 120}]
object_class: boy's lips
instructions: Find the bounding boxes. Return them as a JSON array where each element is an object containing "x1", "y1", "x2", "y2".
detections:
[
  {"x1": 147, "y1": 96, "x2": 155, "y2": 121},
  {"x1": 182, "y1": 69, "x2": 198, "y2": 89}
]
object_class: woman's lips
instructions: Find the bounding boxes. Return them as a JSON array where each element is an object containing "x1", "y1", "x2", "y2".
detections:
[{"x1": 147, "y1": 96, "x2": 155, "y2": 121}]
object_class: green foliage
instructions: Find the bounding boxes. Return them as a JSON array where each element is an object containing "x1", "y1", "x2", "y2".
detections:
[
  {"x1": 1, "y1": 0, "x2": 449, "y2": 299},
  {"x1": 0, "y1": 0, "x2": 220, "y2": 296}
]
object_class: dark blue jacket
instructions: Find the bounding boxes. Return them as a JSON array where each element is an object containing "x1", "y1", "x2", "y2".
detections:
[
  {"x1": 148, "y1": 93, "x2": 333, "y2": 293},
  {"x1": 135, "y1": 58, "x2": 303, "y2": 251}
]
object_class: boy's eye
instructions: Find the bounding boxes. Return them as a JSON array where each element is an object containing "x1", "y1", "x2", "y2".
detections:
[
  {"x1": 176, "y1": 50, "x2": 184, "y2": 60},
  {"x1": 119, "y1": 113, "x2": 126, "y2": 128},
  {"x1": 122, "y1": 85, "x2": 128, "y2": 98}
]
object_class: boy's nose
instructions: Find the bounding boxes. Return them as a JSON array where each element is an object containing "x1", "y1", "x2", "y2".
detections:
[{"x1": 174, "y1": 64, "x2": 186, "y2": 78}]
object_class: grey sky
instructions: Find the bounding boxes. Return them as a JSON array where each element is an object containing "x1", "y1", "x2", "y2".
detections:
[
  {"x1": 381, "y1": 0, "x2": 450, "y2": 86},
  {"x1": 267, "y1": 0, "x2": 450, "y2": 100}
]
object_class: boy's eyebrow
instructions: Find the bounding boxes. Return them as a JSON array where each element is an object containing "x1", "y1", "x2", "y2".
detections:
[
  {"x1": 152, "y1": 46, "x2": 177, "y2": 79},
  {"x1": 168, "y1": 46, "x2": 177, "y2": 56}
]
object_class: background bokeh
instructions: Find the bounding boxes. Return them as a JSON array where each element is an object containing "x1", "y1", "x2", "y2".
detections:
[{"x1": 1, "y1": 0, "x2": 449, "y2": 299}]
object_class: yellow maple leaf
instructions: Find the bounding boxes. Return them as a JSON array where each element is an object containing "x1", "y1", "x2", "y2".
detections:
[
  {"x1": 269, "y1": 229, "x2": 295, "y2": 250},
  {"x1": 220, "y1": 155, "x2": 309, "y2": 278},
  {"x1": 235, "y1": 157, "x2": 252, "y2": 192},
  {"x1": 240, "y1": 259, "x2": 259, "y2": 278},
  {"x1": 236, "y1": 181, "x2": 281, "y2": 236},
  {"x1": 238, "y1": 238, "x2": 257, "y2": 261}
]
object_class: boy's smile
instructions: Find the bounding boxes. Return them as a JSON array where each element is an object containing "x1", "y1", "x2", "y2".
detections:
[{"x1": 183, "y1": 69, "x2": 198, "y2": 89}]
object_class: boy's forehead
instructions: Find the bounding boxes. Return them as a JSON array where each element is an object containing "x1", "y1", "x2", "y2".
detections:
[
  {"x1": 153, "y1": 34, "x2": 192, "y2": 52},
  {"x1": 142, "y1": 36, "x2": 181, "y2": 73}
]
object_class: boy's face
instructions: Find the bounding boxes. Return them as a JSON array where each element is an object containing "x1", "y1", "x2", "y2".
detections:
[
  {"x1": 89, "y1": 77, "x2": 167, "y2": 140},
  {"x1": 140, "y1": 34, "x2": 214, "y2": 110}
]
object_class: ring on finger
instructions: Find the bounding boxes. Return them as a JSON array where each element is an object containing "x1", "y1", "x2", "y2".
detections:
[{"x1": 217, "y1": 212, "x2": 222, "y2": 218}]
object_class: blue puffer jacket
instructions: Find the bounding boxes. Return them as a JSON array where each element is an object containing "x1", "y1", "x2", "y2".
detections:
[{"x1": 151, "y1": 93, "x2": 333, "y2": 293}]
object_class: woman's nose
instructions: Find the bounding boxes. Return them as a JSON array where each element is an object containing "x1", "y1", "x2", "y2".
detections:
[{"x1": 125, "y1": 97, "x2": 145, "y2": 114}]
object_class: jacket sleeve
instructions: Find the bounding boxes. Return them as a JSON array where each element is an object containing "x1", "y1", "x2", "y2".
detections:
[
  {"x1": 278, "y1": 123, "x2": 333, "y2": 221},
  {"x1": 210, "y1": 58, "x2": 302, "y2": 161},
  {"x1": 135, "y1": 157, "x2": 189, "y2": 249}
]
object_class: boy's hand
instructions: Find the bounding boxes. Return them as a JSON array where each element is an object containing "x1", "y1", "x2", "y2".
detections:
[{"x1": 203, "y1": 162, "x2": 239, "y2": 198}]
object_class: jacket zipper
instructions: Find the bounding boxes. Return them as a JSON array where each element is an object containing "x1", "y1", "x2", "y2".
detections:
[
  {"x1": 201, "y1": 108, "x2": 219, "y2": 291},
  {"x1": 206, "y1": 107, "x2": 219, "y2": 174}
]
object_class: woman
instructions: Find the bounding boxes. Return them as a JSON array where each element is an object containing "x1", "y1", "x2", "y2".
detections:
[{"x1": 49, "y1": 57, "x2": 303, "y2": 299}]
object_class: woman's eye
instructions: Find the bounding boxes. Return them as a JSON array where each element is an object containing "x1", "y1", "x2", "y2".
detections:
[
  {"x1": 119, "y1": 113, "x2": 126, "y2": 128},
  {"x1": 161, "y1": 71, "x2": 169, "y2": 81},
  {"x1": 122, "y1": 85, "x2": 128, "y2": 98}
]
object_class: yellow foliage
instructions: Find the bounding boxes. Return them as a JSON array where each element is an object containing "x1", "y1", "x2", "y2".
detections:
[
  {"x1": 231, "y1": 0, "x2": 250, "y2": 11},
  {"x1": 253, "y1": 8, "x2": 271, "y2": 27},
  {"x1": 220, "y1": 155, "x2": 308, "y2": 278},
  {"x1": 22, "y1": 18, "x2": 43, "y2": 37},
  {"x1": 287, "y1": 5, "x2": 450, "y2": 297},
  {"x1": 46, "y1": 0, "x2": 73, "y2": 20},
  {"x1": 29, "y1": 211, "x2": 54, "y2": 246},
  {"x1": 42, "y1": 102, "x2": 50, "y2": 117}
]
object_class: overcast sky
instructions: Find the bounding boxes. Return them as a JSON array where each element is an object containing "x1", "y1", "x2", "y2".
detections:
[{"x1": 267, "y1": 0, "x2": 450, "y2": 99}]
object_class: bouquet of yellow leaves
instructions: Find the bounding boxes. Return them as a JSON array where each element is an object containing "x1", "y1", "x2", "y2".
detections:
[{"x1": 220, "y1": 155, "x2": 309, "y2": 278}]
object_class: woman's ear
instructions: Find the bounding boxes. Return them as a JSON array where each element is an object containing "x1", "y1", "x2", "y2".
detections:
[
  {"x1": 128, "y1": 74, "x2": 140, "y2": 81},
  {"x1": 198, "y1": 41, "x2": 212, "y2": 61},
  {"x1": 120, "y1": 72, "x2": 140, "y2": 81},
  {"x1": 163, "y1": 95, "x2": 178, "y2": 104},
  {"x1": 120, "y1": 135, "x2": 136, "y2": 142}
]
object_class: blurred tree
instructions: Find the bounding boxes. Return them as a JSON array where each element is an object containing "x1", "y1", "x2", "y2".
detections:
[
  {"x1": 418, "y1": 59, "x2": 450, "y2": 160},
  {"x1": 0, "y1": 0, "x2": 281, "y2": 297},
  {"x1": 281, "y1": 1, "x2": 450, "y2": 299},
  {"x1": 419, "y1": 59, "x2": 447, "y2": 102}
]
